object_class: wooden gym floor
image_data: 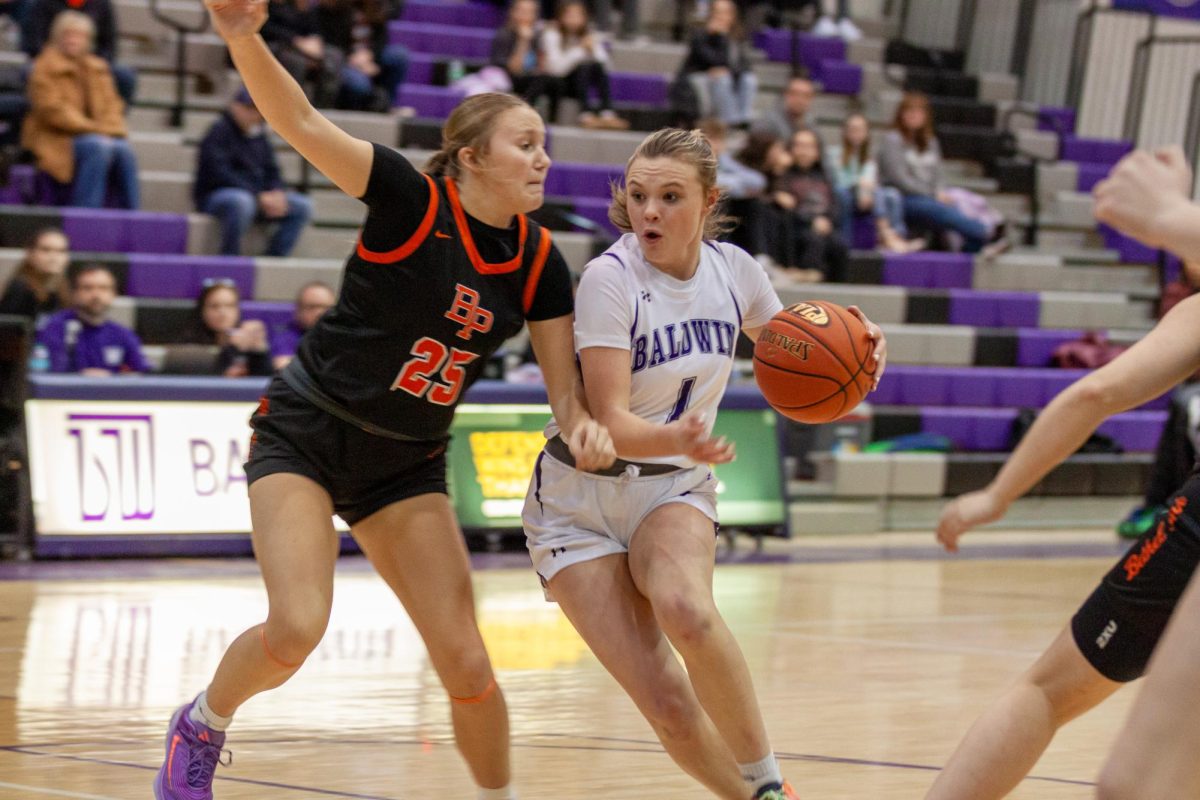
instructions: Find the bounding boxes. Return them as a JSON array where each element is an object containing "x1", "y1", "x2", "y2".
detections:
[{"x1": 0, "y1": 531, "x2": 1139, "y2": 799}]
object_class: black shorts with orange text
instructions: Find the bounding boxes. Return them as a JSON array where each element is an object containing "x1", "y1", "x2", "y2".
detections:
[
  {"x1": 244, "y1": 377, "x2": 448, "y2": 526},
  {"x1": 1072, "y1": 472, "x2": 1200, "y2": 682}
]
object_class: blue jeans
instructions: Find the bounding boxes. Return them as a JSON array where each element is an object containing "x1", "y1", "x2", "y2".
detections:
[
  {"x1": 203, "y1": 187, "x2": 313, "y2": 256},
  {"x1": 696, "y1": 70, "x2": 758, "y2": 126},
  {"x1": 71, "y1": 133, "x2": 139, "y2": 208},
  {"x1": 902, "y1": 193, "x2": 988, "y2": 253},
  {"x1": 836, "y1": 185, "x2": 908, "y2": 242},
  {"x1": 340, "y1": 45, "x2": 408, "y2": 110}
]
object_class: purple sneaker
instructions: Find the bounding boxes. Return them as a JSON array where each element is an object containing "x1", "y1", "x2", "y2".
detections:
[{"x1": 153, "y1": 698, "x2": 230, "y2": 800}]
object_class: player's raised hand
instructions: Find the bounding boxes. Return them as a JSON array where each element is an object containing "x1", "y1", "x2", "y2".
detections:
[
  {"x1": 205, "y1": 0, "x2": 268, "y2": 42},
  {"x1": 1094, "y1": 147, "x2": 1193, "y2": 248},
  {"x1": 669, "y1": 411, "x2": 736, "y2": 464},
  {"x1": 847, "y1": 304, "x2": 887, "y2": 390},
  {"x1": 936, "y1": 490, "x2": 1006, "y2": 553},
  {"x1": 568, "y1": 419, "x2": 617, "y2": 472}
]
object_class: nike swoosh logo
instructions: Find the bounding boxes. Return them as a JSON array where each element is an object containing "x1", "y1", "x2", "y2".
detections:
[{"x1": 435, "y1": 231, "x2": 452, "y2": 239}]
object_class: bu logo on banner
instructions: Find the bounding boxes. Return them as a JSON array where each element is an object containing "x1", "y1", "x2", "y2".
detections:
[{"x1": 67, "y1": 413, "x2": 156, "y2": 522}]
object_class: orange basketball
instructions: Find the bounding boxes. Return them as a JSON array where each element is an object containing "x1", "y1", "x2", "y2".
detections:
[{"x1": 753, "y1": 301, "x2": 877, "y2": 423}]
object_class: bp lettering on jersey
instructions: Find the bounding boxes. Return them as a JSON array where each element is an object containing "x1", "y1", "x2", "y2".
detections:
[{"x1": 631, "y1": 319, "x2": 738, "y2": 373}]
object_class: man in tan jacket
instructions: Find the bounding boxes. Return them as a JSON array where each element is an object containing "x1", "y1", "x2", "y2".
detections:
[{"x1": 22, "y1": 10, "x2": 139, "y2": 208}]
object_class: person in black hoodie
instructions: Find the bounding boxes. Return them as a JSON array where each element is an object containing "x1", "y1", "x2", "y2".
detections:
[
  {"x1": 259, "y1": 0, "x2": 343, "y2": 106},
  {"x1": 681, "y1": 0, "x2": 757, "y2": 127},
  {"x1": 178, "y1": 279, "x2": 273, "y2": 377},
  {"x1": 0, "y1": 227, "x2": 71, "y2": 325},
  {"x1": 314, "y1": 0, "x2": 408, "y2": 112},
  {"x1": 194, "y1": 88, "x2": 313, "y2": 257}
]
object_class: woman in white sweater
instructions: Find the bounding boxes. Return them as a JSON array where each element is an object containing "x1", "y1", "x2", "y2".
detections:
[{"x1": 542, "y1": 0, "x2": 626, "y2": 128}]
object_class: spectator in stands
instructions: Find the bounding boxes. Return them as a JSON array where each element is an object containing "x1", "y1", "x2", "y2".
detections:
[
  {"x1": 542, "y1": 1, "x2": 626, "y2": 129},
  {"x1": 682, "y1": 0, "x2": 756, "y2": 128},
  {"x1": 271, "y1": 280, "x2": 335, "y2": 370},
  {"x1": 36, "y1": 263, "x2": 146, "y2": 375},
  {"x1": 194, "y1": 88, "x2": 314, "y2": 257},
  {"x1": 772, "y1": 127, "x2": 847, "y2": 282},
  {"x1": 753, "y1": 74, "x2": 815, "y2": 141},
  {"x1": 699, "y1": 117, "x2": 769, "y2": 261},
  {"x1": 0, "y1": 227, "x2": 71, "y2": 324},
  {"x1": 878, "y1": 91, "x2": 989, "y2": 253},
  {"x1": 590, "y1": 0, "x2": 638, "y2": 40},
  {"x1": 491, "y1": 0, "x2": 562, "y2": 121},
  {"x1": 828, "y1": 112, "x2": 923, "y2": 253},
  {"x1": 315, "y1": 0, "x2": 408, "y2": 112},
  {"x1": 23, "y1": 11, "x2": 140, "y2": 209},
  {"x1": 179, "y1": 278, "x2": 273, "y2": 377},
  {"x1": 261, "y1": 0, "x2": 344, "y2": 107},
  {"x1": 806, "y1": 0, "x2": 861, "y2": 40},
  {"x1": 22, "y1": 0, "x2": 136, "y2": 104}
]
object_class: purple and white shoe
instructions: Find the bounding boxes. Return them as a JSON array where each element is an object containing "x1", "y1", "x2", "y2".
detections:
[{"x1": 153, "y1": 698, "x2": 230, "y2": 800}]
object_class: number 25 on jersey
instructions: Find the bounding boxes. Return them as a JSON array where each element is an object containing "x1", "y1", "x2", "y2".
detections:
[{"x1": 391, "y1": 284, "x2": 493, "y2": 407}]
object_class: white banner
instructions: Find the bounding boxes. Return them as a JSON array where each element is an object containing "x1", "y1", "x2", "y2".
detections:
[{"x1": 26, "y1": 399, "x2": 261, "y2": 535}]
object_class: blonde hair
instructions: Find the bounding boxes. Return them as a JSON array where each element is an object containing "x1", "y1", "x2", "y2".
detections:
[
  {"x1": 424, "y1": 93, "x2": 533, "y2": 180},
  {"x1": 608, "y1": 127, "x2": 735, "y2": 240},
  {"x1": 50, "y1": 10, "x2": 95, "y2": 48}
]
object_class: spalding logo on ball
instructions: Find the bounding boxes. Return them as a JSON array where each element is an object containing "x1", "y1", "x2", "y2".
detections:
[{"x1": 753, "y1": 300, "x2": 877, "y2": 424}]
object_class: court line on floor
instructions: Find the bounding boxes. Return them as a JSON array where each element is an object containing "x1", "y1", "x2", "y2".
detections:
[
  {"x1": 766, "y1": 629, "x2": 1044, "y2": 658},
  {"x1": 0, "y1": 781, "x2": 122, "y2": 800}
]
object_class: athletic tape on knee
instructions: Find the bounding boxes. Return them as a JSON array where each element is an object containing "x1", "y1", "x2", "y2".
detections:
[
  {"x1": 260, "y1": 625, "x2": 304, "y2": 670},
  {"x1": 450, "y1": 676, "x2": 497, "y2": 705}
]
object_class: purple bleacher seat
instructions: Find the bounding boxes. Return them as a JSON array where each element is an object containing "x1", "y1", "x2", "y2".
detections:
[
  {"x1": 1037, "y1": 106, "x2": 1076, "y2": 135},
  {"x1": 1016, "y1": 329, "x2": 1085, "y2": 367},
  {"x1": 125, "y1": 255, "x2": 255, "y2": 300},
  {"x1": 395, "y1": 84, "x2": 466, "y2": 118},
  {"x1": 867, "y1": 371, "x2": 901, "y2": 404},
  {"x1": 947, "y1": 366, "x2": 997, "y2": 407},
  {"x1": 241, "y1": 300, "x2": 294, "y2": 330},
  {"x1": 994, "y1": 371, "x2": 1046, "y2": 408},
  {"x1": 752, "y1": 29, "x2": 845, "y2": 77},
  {"x1": 1075, "y1": 162, "x2": 1111, "y2": 193},
  {"x1": 0, "y1": 164, "x2": 35, "y2": 205},
  {"x1": 401, "y1": 0, "x2": 505, "y2": 28},
  {"x1": 922, "y1": 407, "x2": 1015, "y2": 451},
  {"x1": 389, "y1": 21, "x2": 494, "y2": 59},
  {"x1": 895, "y1": 366, "x2": 952, "y2": 405},
  {"x1": 881, "y1": 252, "x2": 972, "y2": 289},
  {"x1": 610, "y1": 71, "x2": 669, "y2": 105},
  {"x1": 851, "y1": 215, "x2": 876, "y2": 249},
  {"x1": 406, "y1": 52, "x2": 437, "y2": 86},
  {"x1": 948, "y1": 290, "x2": 1039, "y2": 328},
  {"x1": 1097, "y1": 410, "x2": 1168, "y2": 453},
  {"x1": 1101, "y1": 224, "x2": 1158, "y2": 264},
  {"x1": 543, "y1": 163, "x2": 623, "y2": 199},
  {"x1": 62, "y1": 209, "x2": 188, "y2": 255},
  {"x1": 1059, "y1": 136, "x2": 1132, "y2": 166},
  {"x1": 817, "y1": 61, "x2": 862, "y2": 95}
]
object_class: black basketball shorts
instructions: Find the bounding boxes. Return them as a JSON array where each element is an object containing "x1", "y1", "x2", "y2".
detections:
[
  {"x1": 244, "y1": 378, "x2": 448, "y2": 526},
  {"x1": 1072, "y1": 472, "x2": 1200, "y2": 682}
]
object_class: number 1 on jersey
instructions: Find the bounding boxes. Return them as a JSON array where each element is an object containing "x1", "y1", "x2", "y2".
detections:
[
  {"x1": 392, "y1": 337, "x2": 478, "y2": 407},
  {"x1": 666, "y1": 376, "x2": 697, "y2": 423}
]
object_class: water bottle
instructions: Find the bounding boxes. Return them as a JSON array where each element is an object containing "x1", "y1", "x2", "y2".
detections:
[
  {"x1": 447, "y1": 59, "x2": 466, "y2": 85},
  {"x1": 27, "y1": 344, "x2": 49, "y2": 373}
]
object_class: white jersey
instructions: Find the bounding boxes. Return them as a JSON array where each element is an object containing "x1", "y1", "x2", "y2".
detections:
[{"x1": 549, "y1": 233, "x2": 781, "y2": 467}]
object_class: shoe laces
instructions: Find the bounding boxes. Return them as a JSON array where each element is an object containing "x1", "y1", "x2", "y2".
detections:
[{"x1": 181, "y1": 727, "x2": 232, "y2": 788}]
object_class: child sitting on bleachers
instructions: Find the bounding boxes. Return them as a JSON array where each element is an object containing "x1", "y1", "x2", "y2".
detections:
[{"x1": 541, "y1": 1, "x2": 626, "y2": 128}]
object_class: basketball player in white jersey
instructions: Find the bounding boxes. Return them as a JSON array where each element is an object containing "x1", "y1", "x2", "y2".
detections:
[{"x1": 523, "y1": 128, "x2": 886, "y2": 799}]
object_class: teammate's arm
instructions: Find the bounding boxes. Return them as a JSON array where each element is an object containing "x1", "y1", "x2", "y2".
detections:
[
  {"x1": 205, "y1": 0, "x2": 373, "y2": 199},
  {"x1": 579, "y1": 347, "x2": 735, "y2": 463},
  {"x1": 938, "y1": 291, "x2": 1200, "y2": 551},
  {"x1": 528, "y1": 315, "x2": 616, "y2": 472}
]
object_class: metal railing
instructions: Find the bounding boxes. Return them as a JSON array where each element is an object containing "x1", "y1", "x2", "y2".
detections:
[{"x1": 149, "y1": 0, "x2": 211, "y2": 128}]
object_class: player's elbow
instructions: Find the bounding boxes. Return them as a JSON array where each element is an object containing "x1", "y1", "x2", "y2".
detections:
[{"x1": 1070, "y1": 373, "x2": 1124, "y2": 416}]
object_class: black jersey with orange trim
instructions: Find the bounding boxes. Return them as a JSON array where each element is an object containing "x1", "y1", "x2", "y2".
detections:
[{"x1": 294, "y1": 144, "x2": 573, "y2": 439}]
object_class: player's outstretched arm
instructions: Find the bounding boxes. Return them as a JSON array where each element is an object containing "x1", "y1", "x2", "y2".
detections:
[
  {"x1": 529, "y1": 316, "x2": 616, "y2": 472},
  {"x1": 1095, "y1": 145, "x2": 1200, "y2": 262},
  {"x1": 205, "y1": 0, "x2": 373, "y2": 199},
  {"x1": 938, "y1": 292, "x2": 1200, "y2": 552}
]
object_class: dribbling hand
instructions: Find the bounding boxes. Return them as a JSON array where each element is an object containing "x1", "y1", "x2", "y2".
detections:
[
  {"x1": 936, "y1": 490, "x2": 1006, "y2": 553},
  {"x1": 847, "y1": 305, "x2": 887, "y2": 391},
  {"x1": 669, "y1": 411, "x2": 736, "y2": 464},
  {"x1": 567, "y1": 419, "x2": 617, "y2": 472},
  {"x1": 205, "y1": 0, "x2": 268, "y2": 43}
]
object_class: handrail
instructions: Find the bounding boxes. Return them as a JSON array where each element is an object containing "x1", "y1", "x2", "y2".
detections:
[
  {"x1": 1123, "y1": 33, "x2": 1200, "y2": 143},
  {"x1": 149, "y1": 0, "x2": 211, "y2": 128}
]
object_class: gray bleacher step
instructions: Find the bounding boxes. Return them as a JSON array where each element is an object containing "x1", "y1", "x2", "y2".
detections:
[
  {"x1": 139, "y1": 170, "x2": 192, "y2": 214},
  {"x1": 975, "y1": 255, "x2": 1157, "y2": 293},
  {"x1": 115, "y1": 0, "x2": 206, "y2": 36},
  {"x1": 1037, "y1": 290, "x2": 1155, "y2": 329},
  {"x1": 1038, "y1": 162, "x2": 1079, "y2": 201},
  {"x1": 1011, "y1": 245, "x2": 1121, "y2": 264},
  {"x1": 128, "y1": 131, "x2": 192, "y2": 172},
  {"x1": 978, "y1": 72, "x2": 1019, "y2": 104},
  {"x1": 787, "y1": 500, "x2": 886, "y2": 535},
  {"x1": 1028, "y1": 228, "x2": 1106, "y2": 250},
  {"x1": 135, "y1": 72, "x2": 236, "y2": 107},
  {"x1": 606, "y1": 40, "x2": 684, "y2": 75},
  {"x1": 547, "y1": 126, "x2": 644, "y2": 164},
  {"x1": 254, "y1": 257, "x2": 346, "y2": 300},
  {"x1": 119, "y1": 31, "x2": 229, "y2": 74},
  {"x1": 1050, "y1": 191, "x2": 1098, "y2": 229},
  {"x1": 1015, "y1": 128, "x2": 1060, "y2": 161},
  {"x1": 776, "y1": 284, "x2": 907, "y2": 325},
  {"x1": 877, "y1": 323, "x2": 974, "y2": 366},
  {"x1": 846, "y1": 37, "x2": 886, "y2": 67},
  {"x1": 885, "y1": 496, "x2": 1140, "y2": 532}
]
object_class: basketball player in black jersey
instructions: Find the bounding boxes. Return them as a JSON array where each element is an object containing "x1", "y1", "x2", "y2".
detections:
[
  {"x1": 926, "y1": 146, "x2": 1200, "y2": 800},
  {"x1": 153, "y1": 1, "x2": 616, "y2": 797}
]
